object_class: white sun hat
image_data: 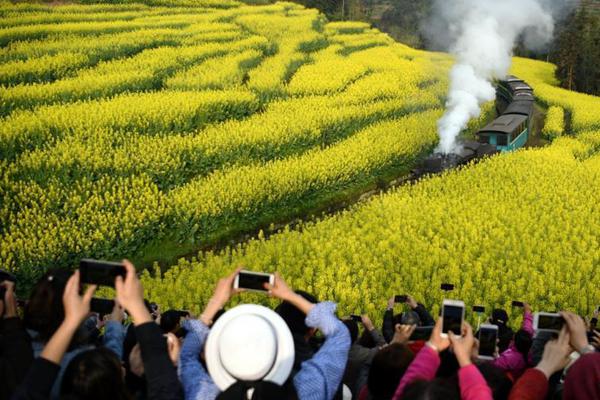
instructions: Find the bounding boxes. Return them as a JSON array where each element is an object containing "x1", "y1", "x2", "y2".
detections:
[{"x1": 205, "y1": 304, "x2": 295, "y2": 390}]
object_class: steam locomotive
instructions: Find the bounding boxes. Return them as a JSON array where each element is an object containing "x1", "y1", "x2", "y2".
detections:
[{"x1": 416, "y1": 76, "x2": 534, "y2": 175}]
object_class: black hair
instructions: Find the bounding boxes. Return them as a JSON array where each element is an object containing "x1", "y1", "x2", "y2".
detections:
[
  {"x1": 159, "y1": 310, "x2": 182, "y2": 334},
  {"x1": 476, "y1": 363, "x2": 512, "y2": 400},
  {"x1": 367, "y1": 343, "x2": 414, "y2": 400},
  {"x1": 436, "y1": 349, "x2": 460, "y2": 378},
  {"x1": 401, "y1": 377, "x2": 460, "y2": 400},
  {"x1": 514, "y1": 329, "x2": 533, "y2": 358},
  {"x1": 24, "y1": 269, "x2": 72, "y2": 342},
  {"x1": 61, "y1": 347, "x2": 132, "y2": 400},
  {"x1": 342, "y1": 320, "x2": 359, "y2": 344},
  {"x1": 275, "y1": 291, "x2": 318, "y2": 335}
]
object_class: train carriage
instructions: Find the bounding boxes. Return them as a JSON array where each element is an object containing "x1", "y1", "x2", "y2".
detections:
[{"x1": 478, "y1": 114, "x2": 529, "y2": 152}]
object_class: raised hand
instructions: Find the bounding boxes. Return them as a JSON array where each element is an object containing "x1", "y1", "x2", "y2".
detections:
[
  {"x1": 200, "y1": 267, "x2": 242, "y2": 326},
  {"x1": 449, "y1": 322, "x2": 475, "y2": 367},
  {"x1": 392, "y1": 324, "x2": 416, "y2": 344},
  {"x1": 560, "y1": 311, "x2": 588, "y2": 353},
  {"x1": 427, "y1": 317, "x2": 451, "y2": 353},
  {"x1": 115, "y1": 260, "x2": 151, "y2": 325},
  {"x1": 63, "y1": 270, "x2": 96, "y2": 329},
  {"x1": 535, "y1": 326, "x2": 572, "y2": 378}
]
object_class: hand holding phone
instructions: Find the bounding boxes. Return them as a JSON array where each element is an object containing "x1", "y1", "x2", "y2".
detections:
[{"x1": 80, "y1": 259, "x2": 126, "y2": 287}]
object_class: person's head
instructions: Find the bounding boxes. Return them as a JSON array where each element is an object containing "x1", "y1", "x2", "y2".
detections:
[
  {"x1": 275, "y1": 291, "x2": 318, "y2": 338},
  {"x1": 207, "y1": 304, "x2": 295, "y2": 398},
  {"x1": 367, "y1": 343, "x2": 414, "y2": 400},
  {"x1": 342, "y1": 319, "x2": 359, "y2": 344},
  {"x1": 514, "y1": 329, "x2": 533, "y2": 357},
  {"x1": 476, "y1": 363, "x2": 512, "y2": 400},
  {"x1": 401, "y1": 310, "x2": 421, "y2": 326},
  {"x1": 24, "y1": 268, "x2": 71, "y2": 342},
  {"x1": 491, "y1": 309, "x2": 509, "y2": 327},
  {"x1": 401, "y1": 377, "x2": 460, "y2": 400},
  {"x1": 61, "y1": 348, "x2": 131, "y2": 400},
  {"x1": 563, "y1": 352, "x2": 600, "y2": 400},
  {"x1": 159, "y1": 310, "x2": 182, "y2": 334}
]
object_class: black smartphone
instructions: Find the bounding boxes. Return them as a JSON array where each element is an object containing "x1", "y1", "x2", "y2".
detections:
[
  {"x1": 478, "y1": 324, "x2": 499, "y2": 359},
  {"x1": 409, "y1": 326, "x2": 433, "y2": 341},
  {"x1": 512, "y1": 301, "x2": 524, "y2": 308},
  {"x1": 441, "y1": 283, "x2": 454, "y2": 291},
  {"x1": 395, "y1": 295, "x2": 408, "y2": 303},
  {"x1": 350, "y1": 314, "x2": 362, "y2": 322},
  {"x1": 472, "y1": 305, "x2": 485, "y2": 313},
  {"x1": 79, "y1": 259, "x2": 126, "y2": 287},
  {"x1": 233, "y1": 270, "x2": 274, "y2": 292},
  {"x1": 90, "y1": 298, "x2": 115, "y2": 316}
]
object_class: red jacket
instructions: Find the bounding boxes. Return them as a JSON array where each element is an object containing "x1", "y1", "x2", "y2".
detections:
[{"x1": 508, "y1": 368, "x2": 548, "y2": 400}]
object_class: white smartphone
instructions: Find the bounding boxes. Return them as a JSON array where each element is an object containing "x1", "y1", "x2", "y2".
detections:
[
  {"x1": 533, "y1": 312, "x2": 565, "y2": 333},
  {"x1": 233, "y1": 270, "x2": 275, "y2": 293},
  {"x1": 441, "y1": 299, "x2": 465, "y2": 338},
  {"x1": 478, "y1": 324, "x2": 498, "y2": 360}
]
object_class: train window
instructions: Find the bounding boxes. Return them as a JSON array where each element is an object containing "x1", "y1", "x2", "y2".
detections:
[
  {"x1": 497, "y1": 135, "x2": 508, "y2": 146},
  {"x1": 479, "y1": 135, "x2": 489, "y2": 144}
]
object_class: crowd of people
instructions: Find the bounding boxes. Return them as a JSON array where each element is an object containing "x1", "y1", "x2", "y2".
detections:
[{"x1": 1, "y1": 262, "x2": 599, "y2": 400}]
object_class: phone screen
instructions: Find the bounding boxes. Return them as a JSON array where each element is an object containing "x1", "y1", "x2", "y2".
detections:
[
  {"x1": 442, "y1": 305, "x2": 463, "y2": 334},
  {"x1": 395, "y1": 295, "x2": 407, "y2": 303},
  {"x1": 237, "y1": 272, "x2": 271, "y2": 291},
  {"x1": 472, "y1": 305, "x2": 485, "y2": 313},
  {"x1": 479, "y1": 327, "x2": 497, "y2": 357},
  {"x1": 441, "y1": 283, "x2": 454, "y2": 291},
  {"x1": 538, "y1": 314, "x2": 565, "y2": 331},
  {"x1": 79, "y1": 259, "x2": 126, "y2": 287}
]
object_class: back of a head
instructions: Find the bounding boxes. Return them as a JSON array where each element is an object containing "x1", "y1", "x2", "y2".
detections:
[
  {"x1": 61, "y1": 348, "x2": 131, "y2": 400},
  {"x1": 401, "y1": 377, "x2": 460, "y2": 400},
  {"x1": 24, "y1": 268, "x2": 71, "y2": 342},
  {"x1": 514, "y1": 329, "x2": 533, "y2": 357},
  {"x1": 342, "y1": 320, "x2": 359, "y2": 344},
  {"x1": 367, "y1": 343, "x2": 414, "y2": 400},
  {"x1": 275, "y1": 291, "x2": 318, "y2": 336},
  {"x1": 160, "y1": 310, "x2": 181, "y2": 333},
  {"x1": 401, "y1": 311, "x2": 421, "y2": 326},
  {"x1": 477, "y1": 363, "x2": 512, "y2": 400},
  {"x1": 563, "y1": 352, "x2": 600, "y2": 400},
  {"x1": 491, "y1": 309, "x2": 509, "y2": 327}
]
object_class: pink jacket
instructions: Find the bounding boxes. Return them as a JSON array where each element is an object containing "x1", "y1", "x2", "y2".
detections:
[
  {"x1": 392, "y1": 345, "x2": 493, "y2": 400},
  {"x1": 492, "y1": 311, "x2": 533, "y2": 379}
]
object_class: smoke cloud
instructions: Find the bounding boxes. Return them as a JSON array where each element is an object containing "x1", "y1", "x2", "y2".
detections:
[{"x1": 426, "y1": 0, "x2": 575, "y2": 154}]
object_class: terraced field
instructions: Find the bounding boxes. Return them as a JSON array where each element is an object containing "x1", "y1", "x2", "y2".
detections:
[{"x1": 1, "y1": 1, "x2": 599, "y2": 323}]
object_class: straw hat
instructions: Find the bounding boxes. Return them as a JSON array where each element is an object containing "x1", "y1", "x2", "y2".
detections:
[{"x1": 205, "y1": 304, "x2": 295, "y2": 390}]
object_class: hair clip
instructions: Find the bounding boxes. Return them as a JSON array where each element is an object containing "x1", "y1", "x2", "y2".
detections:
[{"x1": 47, "y1": 275, "x2": 54, "y2": 282}]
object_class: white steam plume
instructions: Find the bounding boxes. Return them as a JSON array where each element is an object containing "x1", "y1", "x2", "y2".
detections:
[{"x1": 430, "y1": 0, "x2": 559, "y2": 154}]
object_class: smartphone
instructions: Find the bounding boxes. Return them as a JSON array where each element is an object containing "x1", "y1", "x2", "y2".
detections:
[
  {"x1": 533, "y1": 312, "x2": 565, "y2": 333},
  {"x1": 478, "y1": 324, "x2": 498, "y2": 360},
  {"x1": 395, "y1": 295, "x2": 408, "y2": 303},
  {"x1": 442, "y1": 299, "x2": 465, "y2": 337},
  {"x1": 79, "y1": 259, "x2": 126, "y2": 287},
  {"x1": 512, "y1": 301, "x2": 524, "y2": 308},
  {"x1": 441, "y1": 283, "x2": 454, "y2": 291},
  {"x1": 233, "y1": 270, "x2": 274, "y2": 292},
  {"x1": 409, "y1": 326, "x2": 433, "y2": 341},
  {"x1": 472, "y1": 305, "x2": 485, "y2": 313},
  {"x1": 90, "y1": 298, "x2": 115, "y2": 316},
  {"x1": 350, "y1": 315, "x2": 362, "y2": 322}
]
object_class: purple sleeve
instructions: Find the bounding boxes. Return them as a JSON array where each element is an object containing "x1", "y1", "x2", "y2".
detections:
[{"x1": 392, "y1": 345, "x2": 440, "y2": 400}]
